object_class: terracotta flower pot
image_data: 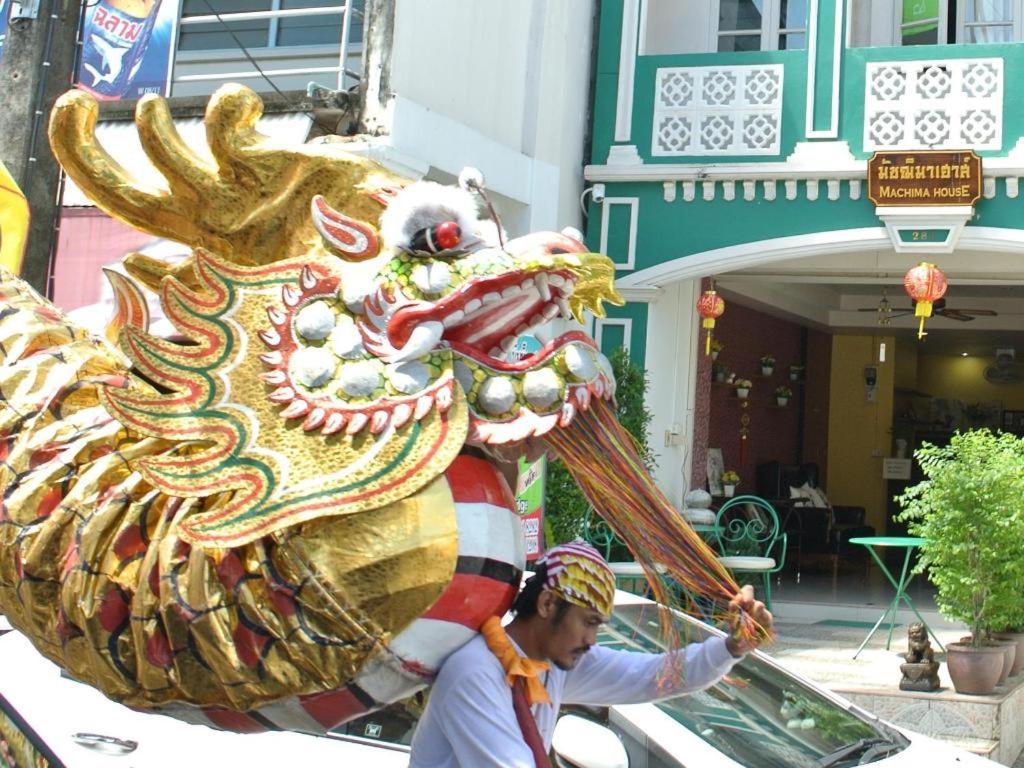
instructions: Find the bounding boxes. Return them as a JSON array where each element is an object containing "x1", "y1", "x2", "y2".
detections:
[
  {"x1": 995, "y1": 640, "x2": 1017, "y2": 685},
  {"x1": 946, "y1": 642, "x2": 1005, "y2": 695},
  {"x1": 994, "y1": 631, "x2": 1024, "y2": 677},
  {"x1": 961, "y1": 636, "x2": 1017, "y2": 685}
]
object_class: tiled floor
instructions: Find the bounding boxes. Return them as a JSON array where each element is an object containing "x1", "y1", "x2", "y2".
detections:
[{"x1": 768, "y1": 562, "x2": 939, "y2": 612}]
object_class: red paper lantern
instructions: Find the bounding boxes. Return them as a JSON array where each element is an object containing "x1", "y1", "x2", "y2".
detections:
[
  {"x1": 903, "y1": 262, "x2": 948, "y2": 339},
  {"x1": 696, "y1": 289, "x2": 726, "y2": 356}
]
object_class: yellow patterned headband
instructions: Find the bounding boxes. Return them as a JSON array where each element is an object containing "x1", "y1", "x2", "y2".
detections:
[{"x1": 536, "y1": 540, "x2": 616, "y2": 617}]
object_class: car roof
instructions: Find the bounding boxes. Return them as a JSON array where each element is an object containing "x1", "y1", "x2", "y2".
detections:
[{"x1": 0, "y1": 631, "x2": 409, "y2": 767}]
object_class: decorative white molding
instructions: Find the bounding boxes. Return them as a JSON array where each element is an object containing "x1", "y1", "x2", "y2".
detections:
[
  {"x1": 683, "y1": 181, "x2": 696, "y2": 201},
  {"x1": 599, "y1": 197, "x2": 639, "y2": 271},
  {"x1": 702, "y1": 181, "x2": 716, "y2": 201},
  {"x1": 763, "y1": 180, "x2": 777, "y2": 201},
  {"x1": 662, "y1": 181, "x2": 677, "y2": 202},
  {"x1": 983, "y1": 177, "x2": 997, "y2": 199},
  {"x1": 785, "y1": 179, "x2": 798, "y2": 200},
  {"x1": 806, "y1": 179, "x2": 819, "y2": 201},
  {"x1": 594, "y1": 318, "x2": 633, "y2": 353},
  {"x1": 864, "y1": 58, "x2": 1003, "y2": 151},
  {"x1": 615, "y1": 226, "x2": 1024, "y2": 290},
  {"x1": 615, "y1": 0, "x2": 641, "y2": 143},
  {"x1": 652, "y1": 64, "x2": 784, "y2": 156},
  {"x1": 805, "y1": 0, "x2": 845, "y2": 138},
  {"x1": 723, "y1": 180, "x2": 735, "y2": 201},
  {"x1": 875, "y1": 205, "x2": 973, "y2": 253},
  {"x1": 1007, "y1": 178, "x2": 1019, "y2": 198},
  {"x1": 606, "y1": 144, "x2": 643, "y2": 165},
  {"x1": 849, "y1": 179, "x2": 861, "y2": 200},
  {"x1": 827, "y1": 179, "x2": 841, "y2": 200},
  {"x1": 617, "y1": 285, "x2": 664, "y2": 302},
  {"x1": 743, "y1": 180, "x2": 756, "y2": 200}
]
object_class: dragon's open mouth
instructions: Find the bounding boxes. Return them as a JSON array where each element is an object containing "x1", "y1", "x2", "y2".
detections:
[{"x1": 387, "y1": 267, "x2": 579, "y2": 369}]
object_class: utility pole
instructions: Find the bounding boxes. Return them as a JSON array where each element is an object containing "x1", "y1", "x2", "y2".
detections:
[{"x1": 0, "y1": 0, "x2": 81, "y2": 295}]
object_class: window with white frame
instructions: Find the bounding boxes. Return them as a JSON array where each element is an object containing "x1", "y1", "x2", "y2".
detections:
[
  {"x1": 177, "y1": 0, "x2": 364, "y2": 51},
  {"x1": 716, "y1": 0, "x2": 807, "y2": 51},
  {"x1": 899, "y1": 0, "x2": 1022, "y2": 45}
]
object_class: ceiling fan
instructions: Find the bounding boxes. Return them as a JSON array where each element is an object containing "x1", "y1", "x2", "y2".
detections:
[{"x1": 857, "y1": 290, "x2": 997, "y2": 325}]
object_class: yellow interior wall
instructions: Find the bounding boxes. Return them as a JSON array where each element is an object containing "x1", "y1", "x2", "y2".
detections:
[
  {"x1": 826, "y1": 335, "x2": 895, "y2": 533},
  {"x1": 917, "y1": 354, "x2": 1024, "y2": 409},
  {"x1": 894, "y1": 338, "x2": 919, "y2": 389}
]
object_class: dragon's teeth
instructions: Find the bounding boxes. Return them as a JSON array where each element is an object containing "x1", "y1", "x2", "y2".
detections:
[
  {"x1": 280, "y1": 399, "x2": 311, "y2": 419},
  {"x1": 465, "y1": 298, "x2": 482, "y2": 313},
  {"x1": 559, "y1": 401, "x2": 576, "y2": 427},
  {"x1": 301, "y1": 266, "x2": 317, "y2": 290},
  {"x1": 370, "y1": 411, "x2": 390, "y2": 434},
  {"x1": 281, "y1": 285, "x2": 301, "y2": 307},
  {"x1": 414, "y1": 395, "x2": 434, "y2": 420},
  {"x1": 258, "y1": 328, "x2": 281, "y2": 347},
  {"x1": 482, "y1": 292, "x2": 501, "y2": 305},
  {"x1": 500, "y1": 336, "x2": 516, "y2": 352},
  {"x1": 514, "y1": 323, "x2": 529, "y2": 335},
  {"x1": 260, "y1": 351, "x2": 284, "y2": 366},
  {"x1": 443, "y1": 310, "x2": 465, "y2": 327},
  {"x1": 542, "y1": 304, "x2": 560, "y2": 319},
  {"x1": 392, "y1": 403, "x2": 413, "y2": 429},
  {"x1": 436, "y1": 386, "x2": 453, "y2": 411},
  {"x1": 501, "y1": 285, "x2": 520, "y2": 299},
  {"x1": 346, "y1": 412, "x2": 369, "y2": 434},
  {"x1": 269, "y1": 386, "x2": 296, "y2": 403},
  {"x1": 529, "y1": 313, "x2": 545, "y2": 328},
  {"x1": 489, "y1": 346, "x2": 503, "y2": 358},
  {"x1": 536, "y1": 273, "x2": 551, "y2": 301},
  {"x1": 556, "y1": 297, "x2": 572, "y2": 319},
  {"x1": 577, "y1": 386, "x2": 591, "y2": 410},
  {"x1": 266, "y1": 307, "x2": 286, "y2": 326},
  {"x1": 259, "y1": 370, "x2": 287, "y2": 385},
  {"x1": 322, "y1": 412, "x2": 347, "y2": 435},
  {"x1": 520, "y1": 278, "x2": 535, "y2": 291},
  {"x1": 302, "y1": 408, "x2": 327, "y2": 431},
  {"x1": 548, "y1": 274, "x2": 566, "y2": 287}
]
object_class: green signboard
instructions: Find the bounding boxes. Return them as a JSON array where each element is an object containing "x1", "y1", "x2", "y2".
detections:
[{"x1": 902, "y1": 0, "x2": 939, "y2": 36}]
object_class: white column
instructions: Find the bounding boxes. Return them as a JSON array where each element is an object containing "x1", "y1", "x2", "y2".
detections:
[{"x1": 644, "y1": 279, "x2": 701, "y2": 508}]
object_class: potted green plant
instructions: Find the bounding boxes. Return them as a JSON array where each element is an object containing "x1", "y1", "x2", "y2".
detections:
[
  {"x1": 722, "y1": 470, "x2": 740, "y2": 497},
  {"x1": 789, "y1": 364, "x2": 804, "y2": 382},
  {"x1": 712, "y1": 362, "x2": 728, "y2": 382},
  {"x1": 734, "y1": 379, "x2": 752, "y2": 399},
  {"x1": 760, "y1": 354, "x2": 775, "y2": 376},
  {"x1": 775, "y1": 385, "x2": 792, "y2": 406},
  {"x1": 710, "y1": 338, "x2": 723, "y2": 361},
  {"x1": 896, "y1": 429, "x2": 1024, "y2": 694}
]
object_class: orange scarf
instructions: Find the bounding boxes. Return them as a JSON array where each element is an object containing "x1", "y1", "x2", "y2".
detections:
[{"x1": 480, "y1": 616, "x2": 551, "y2": 705}]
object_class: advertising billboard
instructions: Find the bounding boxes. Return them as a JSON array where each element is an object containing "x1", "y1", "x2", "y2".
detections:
[{"x1": 77, "y1": 0, "x2": 179, "y2": 100}]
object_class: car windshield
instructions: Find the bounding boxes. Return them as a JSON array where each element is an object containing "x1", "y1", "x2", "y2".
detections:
[{"x1": 602, "y1": 604, "x2": 907, "y2": 768}]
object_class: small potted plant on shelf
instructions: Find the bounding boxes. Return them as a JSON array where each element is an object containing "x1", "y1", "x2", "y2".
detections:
[
  {"x1": 789, "y1": 364, "x2": 804, "y2": 382},
  {"x1": 775, "y1": 385, "x2": 792, "y2": 406},
  {"x1": 712, "y1": 362, "x2": 729, "y2": 382},
  {"x1": 734, "y1": 379, "x2": 752, "y2": 399},
  {"x1": 710, "y1": 338, "x2": 723, "y2": 361},
  {"x1": 721, "y1": 470, "x2": 740, "y2": 497},
  {"x1": 760, "y1": 354, "x2": 775, "y2": 376},
  {"x1": 896, "y1": 429, "x2": 1024, "y2": 695}
]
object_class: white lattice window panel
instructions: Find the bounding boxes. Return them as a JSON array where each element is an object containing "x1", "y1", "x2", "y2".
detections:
[
  {"x1": 864, "y1": 58, "x2": 1003, "y2": 151},
  {"x1": 652, "y1": 64, "x2": 783, "y2": 156}
]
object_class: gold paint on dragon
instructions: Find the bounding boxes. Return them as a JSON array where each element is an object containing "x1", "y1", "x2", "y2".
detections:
[{"x1": 0, "y1": 84, "x2": 623, "y2": 723}]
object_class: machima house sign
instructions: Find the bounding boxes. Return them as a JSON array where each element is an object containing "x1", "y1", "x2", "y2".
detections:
[{"x1": 868, "y1": 150, "x2": 981, "y2": 207}]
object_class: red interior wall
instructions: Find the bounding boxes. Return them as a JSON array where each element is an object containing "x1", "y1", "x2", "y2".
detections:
[{"x1": 705, "y1": 301, "x2": 804, "y2": 490}]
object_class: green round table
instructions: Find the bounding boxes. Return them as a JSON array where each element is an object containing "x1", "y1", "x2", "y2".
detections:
[{"x1": 849, "y1": 536, "x2": 944, "y2": 659}]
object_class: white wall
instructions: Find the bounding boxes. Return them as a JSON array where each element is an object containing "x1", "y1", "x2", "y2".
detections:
[
  {"x1": 643, "y1": 280, "x2": 702, "y2": 508},
  {"x1": 388, "y1": 0, "x2": 596, "y2": 235}
]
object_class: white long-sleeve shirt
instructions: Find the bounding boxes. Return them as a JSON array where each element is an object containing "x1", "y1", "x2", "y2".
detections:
[{"x1": 408, "y1": 633, "x2": 739, "y2": 768}]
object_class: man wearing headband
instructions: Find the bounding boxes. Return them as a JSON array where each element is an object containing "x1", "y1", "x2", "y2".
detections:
[{"x1": 409, "y1": 540, "x2": 773, "y2": 767}]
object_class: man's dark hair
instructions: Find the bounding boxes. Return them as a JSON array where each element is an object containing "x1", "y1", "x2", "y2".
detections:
[{"x1": 511, "y1": 562, "x2": 571, "y2": 624}]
